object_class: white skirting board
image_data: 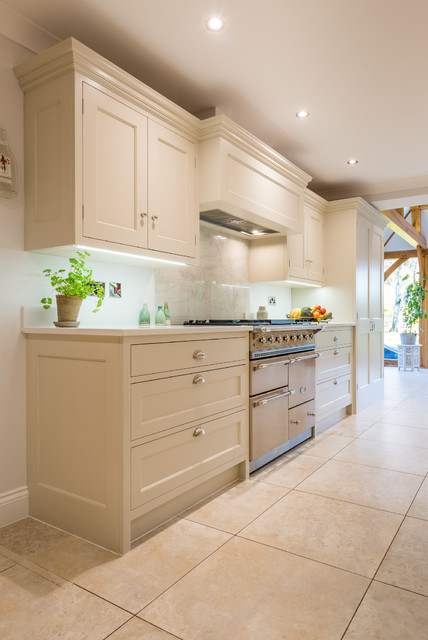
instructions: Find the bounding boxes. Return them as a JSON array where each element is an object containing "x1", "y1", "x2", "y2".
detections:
[{"x1": 0, "y1": 487, "x2": 29, "y2": 528}]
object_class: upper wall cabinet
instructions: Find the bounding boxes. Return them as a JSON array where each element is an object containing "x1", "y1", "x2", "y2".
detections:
[
  {"x1": 14, "y1": 38, "x2": 200, "y2": 264},
  {"x1": 199, "y1": 115, "x2": 312, "y2": 237},
  {"x1": 249, "y1": 189, "x2": 326, "y2": 286}
]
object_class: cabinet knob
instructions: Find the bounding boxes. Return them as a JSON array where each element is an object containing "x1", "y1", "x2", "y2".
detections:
[
  {"x1": 193, "y1": 375, "x2": 205, "y2": 384},
  {"x1": 333, "y1": 379, "x2": 338, "y2": 385},
  {"x1": 193, "y1": 350, "x2": 205, "y2": 359},
  {"x1": 334, "y1": 350, "x2": 339, "y2": 355},
  {"x1": 308, "y1": 412, "x2": 316, "y2": 416},
  {"x1": 333, "y1": 336, "x2": 338, "y2": 342},
  {"x1": 193, "y1": 427, "x2": 206, "y2": 437},
  {"x1": 290, "y1": 419, "x2": 300, "y2": 424}
]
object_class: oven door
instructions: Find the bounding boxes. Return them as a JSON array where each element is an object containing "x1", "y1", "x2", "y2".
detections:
[
  {"x1": 250, "y1": 387, "x2": 295, "y2": 460},
  {"x1": 250, "y1": 354, "x2": 291, "y2": 396},
  {"x1": 288, "y1": 352, "x2": 319, "y2": 408}
]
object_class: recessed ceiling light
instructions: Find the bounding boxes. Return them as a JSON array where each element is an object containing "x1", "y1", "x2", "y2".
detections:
[
  {"x1": 296, "y1": 110, "x2": 310, "y2": 119},
  {"x1": 206, "y1": 17, "x2": 225, "y2": 32},
  {"x1": 347, "y1": 159, "x2": 359, "y2": 165}
]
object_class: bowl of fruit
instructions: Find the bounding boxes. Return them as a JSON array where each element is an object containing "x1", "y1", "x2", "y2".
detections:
[{"x1": 288, "y1": 305, "x2": 332, "y2": 322}]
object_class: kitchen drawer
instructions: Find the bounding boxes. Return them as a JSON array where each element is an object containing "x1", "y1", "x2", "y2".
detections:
[
  {"x1": 316, "y1": 373, "x2": 352, "y2": 418},
  {"x1": 131, "y1": 336, "x2": 247, "y2": 377},
  {"x1": 131, "y1": 364, "x2": 247, "y2": 440},
  {"x1": 288, "y1": 399, "x2": 316, "y2": 440},
  {"x1": 316, "y1": 345, "x2": 352, "y2": 383},
  {"x1": 315, "y1": 327, "x2": 353, "y2": 350},
  {"x1": 130, "y1": 409, "x2": 247, "y2": 510}
]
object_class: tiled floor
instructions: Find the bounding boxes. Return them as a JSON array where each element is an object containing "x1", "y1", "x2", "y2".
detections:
[{"x1": 1, "y1": 368, "x2": 428, "y2": 639}]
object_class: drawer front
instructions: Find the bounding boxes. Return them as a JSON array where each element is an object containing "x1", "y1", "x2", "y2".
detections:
[
  {"x1": 131, "y1": 364, "x2": 247, "y2": 440},
  {"x1": 316, "y1": 346, "x2": 352, "y2": 383},
  {"x1": 316, "y1": 327, "x2": 353, "y2": 350},
  {"x1": 316, "y1": 373, "x2": 352, "y2": 418},
  {"x1": 131, "y1": 336, "x2": 247, "y2": 377},
  {"x1": 288, "y1": 400, "x2": 316, "y2": 440},
  {"x1": 131, "y1": 409, "x2": 247, "y2": 510}
]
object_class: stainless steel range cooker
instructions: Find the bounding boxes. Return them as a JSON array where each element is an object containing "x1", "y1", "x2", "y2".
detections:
[{"x1": 184, "y1": 319, "x2": 324, "y2": 471}]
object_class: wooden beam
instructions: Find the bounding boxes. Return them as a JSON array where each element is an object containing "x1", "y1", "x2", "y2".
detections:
[
  {"x1": 420, "y1": 252, "x2": 428, "y2": 368},
  {"x1": 411, "y1": 206, "x2": 421, "y2": 234},
  {"x1": 381, "y1": 209, "x2": 427, "y2": 249},
  {"x1": 384, "y1": 257, "x2": 408, "y2": 281},
  {"x1": 384, "y1": 250, "x2": 418, "y2": 259}
]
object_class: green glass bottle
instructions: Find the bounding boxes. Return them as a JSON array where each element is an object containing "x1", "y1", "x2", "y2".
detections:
[
  {"x1": 163, "y1": 301, "x2": 171, "y2": 325},
  {"x1": 139, "y1": 303, "x2": 150, "y2": 326},
  {"x1": 155, "y1": 305, "x2": 166, "y2": 325}
]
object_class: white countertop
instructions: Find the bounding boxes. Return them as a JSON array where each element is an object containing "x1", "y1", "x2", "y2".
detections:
[{"x1": 21, "y1": 324, "x2": 254, "y2": 337}]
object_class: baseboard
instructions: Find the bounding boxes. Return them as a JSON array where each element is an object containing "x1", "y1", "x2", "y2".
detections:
[{"x1": 0, "y1": 487, "x2": 29, "y2": 528}]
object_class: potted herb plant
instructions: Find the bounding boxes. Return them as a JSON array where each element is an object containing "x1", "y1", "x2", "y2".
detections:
[
  {"x1": 399, "y1": 276, "x2": 428, "y2": 344},
  {"x1": 41, "y1": 250, "x2": 104, "y2": 326}
]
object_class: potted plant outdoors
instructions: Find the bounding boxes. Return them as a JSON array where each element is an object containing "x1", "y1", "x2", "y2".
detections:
[
  {"x1": 41, "y1": 250, "x2": 104, "y2": 327},
  {"x1": 399, "y1": 276, "x2": 428, "y2": 345}
]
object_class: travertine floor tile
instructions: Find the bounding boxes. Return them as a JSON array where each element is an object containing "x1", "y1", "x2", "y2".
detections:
[
  {"x1": 140, "y1": 537, "x2": 369, "y2": 640},
  {"x1": 297, "y1": 433, "x2": 354, "y2": 458},
  {"x1": 376, "y1": 516, "x2": 428, "y2": 596},
  {"x1": 0, "y1": 517, "x2": 69, "y2": 557},
  {"x1": 240, "y1": 490, "x2": 402, "y2": 577},
  {"x1": 181, "y1": 479, "x2": 288, "y2": 533},
  {"x1": 378, "y1": 410, "x2": 428, "y2": 429},
  {"x1": 107, "y1": 617, "x2": 180, "y2": 639},
  {"x1": 343, "y1": 581, "x2": 428, "y2": 640},
  {"x1": 320, "y1": 415, "x2": 373, "y2": 438},
  {"x1": 0, "y1": 563, "x2": 130, "y2": 639},
  {"x1": 334, "y1": 438, "x2": 428, "y2": 475},
  {"x1": 253, "y1": 452, "x2": 327, "y2": 488},
  {"x1": 408, "y1": 477, "x2": 428, "y2": 520},
  {"x1": 298, "y1": 460, "x2": 422, "y2": 513},
  {"x1": 31, "y1": 518, "x2": 230, "y2": 613},
  {"x1": 359, "y1": 422, "x2": 428, "y2": 448},
  {"x1": 0, "y1": 553, "x2": 14, "y2": 572}
]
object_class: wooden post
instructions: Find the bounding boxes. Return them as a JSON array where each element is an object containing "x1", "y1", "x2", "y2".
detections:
[{"x1": 420, "y1": 250, "x2": 428, "y2": 368}]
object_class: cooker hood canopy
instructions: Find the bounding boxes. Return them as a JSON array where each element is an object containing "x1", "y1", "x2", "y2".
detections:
[{"x1": 198, "y1": 113, "x2": 312, "y2": 239}]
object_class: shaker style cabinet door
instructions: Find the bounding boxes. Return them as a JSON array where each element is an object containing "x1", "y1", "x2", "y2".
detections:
[
  {"x1": 82, "y1": 83, "x2": 148, "y2": 248},
  {"x1": 147, "y1": 121, "x2": 197, "y2": 258}
]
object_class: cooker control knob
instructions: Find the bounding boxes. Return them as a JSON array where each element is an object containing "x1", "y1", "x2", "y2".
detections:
[
  {"x1": 260, "y1": 336, "x2": 267, "y2": 344},
  {"x1": 269, "y1": 336, "x2": 276, "y2": 344},
  {"x1": 292, "y1": 335, "x2": 298, "y2": 342},
  {"x1": 276, "y1": 336, "x2": 283, "y2": 343},
  {"x1": 284, "y1": 335, "x2": 290, "y2": 342}
]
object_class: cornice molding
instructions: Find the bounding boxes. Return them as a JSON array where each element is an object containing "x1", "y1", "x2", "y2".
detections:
[
  {"x1": 327, "y1": 197, "x2": 388, "y2": 228},
  {"x1": 303, "y1": 188, "x2": 327, "y2": 212}
]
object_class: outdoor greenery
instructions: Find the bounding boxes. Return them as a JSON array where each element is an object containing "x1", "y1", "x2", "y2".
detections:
[
  {"x1": 400, "y1": 275, "x2": 428, "y2": 334},
  {"x1": 40, "y1": 250, "x2": 104, "y2": 312}
]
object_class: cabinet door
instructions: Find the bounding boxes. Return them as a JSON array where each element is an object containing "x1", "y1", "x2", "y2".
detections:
[
  {"x1": 148, "y1": 121, "x2": 197, "y2": 258},
  {"x1": 82, "y1": 83, "x2": 148, "y2": 247},
  {"x1": 287, "y1": 231, "x2": 306, "y2": 279},
  {"x1": 369, "y1": 225, "x2": 385, "y2": 391},
  {"x1": 306, "y1": 208, "x2": 324, "y2": 283}
]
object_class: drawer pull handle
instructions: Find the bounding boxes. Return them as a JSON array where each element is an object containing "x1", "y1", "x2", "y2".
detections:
[
  {"x1": 290, "y1": 419, "x2": 300, "y2": 424},
  {"x1": 193, "y1": 427, "x2": 205, "y2": 437},
  {"x1": 193, "y1": 375, "x2": 205, "y2": 384},
  {"x1": 253, "y1": 389, "x2": 294, "y2": 407},
  {"x1": 333, "y1": 379, "x2": 338, "y2": 385},
  {"x1": 253, "y1": 358, "x2": 292, "y2": 370},
  {"x1": 334, "y1": 350, "x2": 339, "y2": 355},
  {"x1": 193, "y1": 350, "x2": 205, "y2": 359},
  {"x1": 333, "y1": 336, "x2": 338, "y2": 342}
]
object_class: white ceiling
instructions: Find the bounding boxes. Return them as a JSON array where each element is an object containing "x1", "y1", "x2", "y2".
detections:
[{"x1": 2, "y1": 0, "x2": 428, "y2": 204}]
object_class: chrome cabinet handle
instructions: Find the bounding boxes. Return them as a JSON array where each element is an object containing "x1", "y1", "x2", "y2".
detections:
[
  {"x1": 253, "y1": 389, "x2": 295, "y2": 407},
  {"x1": 290, "y1": 419, "x2": 300, "y2": 424},
  {"x1": 193, "y1": 375, "x2": 205, "y2": 384},
  {"x1": 140, "y1": 213, "x2": 147, "y2": 225},
  {"x1": 292, "y1": 353, "x2": 320, "y2": 362},
  {"x1": 193, "y1": 427, "x2": 205, "y2": 437},
  {"x1": 193, "y1": 350, "x2": 205, "y2": 359},
  {"x1": 151, "y1": 215, "x2": 158, "y2": 226}
]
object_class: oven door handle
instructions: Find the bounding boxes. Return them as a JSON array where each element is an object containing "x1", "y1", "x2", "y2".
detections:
[
  {"x1": 253, "y1": 389, "x2": 295, "y2": 407},
  {"x1": 252, "y1": 359, "x2": 293, "y2": 370},
  {"x1": 291, "y1": 352, "x2": 320, "y2": 362}
]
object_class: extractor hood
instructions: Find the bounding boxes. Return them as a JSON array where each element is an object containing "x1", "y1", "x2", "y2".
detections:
[{"x1": 198, "y1": 114, "x2": 312, "y2": 239}]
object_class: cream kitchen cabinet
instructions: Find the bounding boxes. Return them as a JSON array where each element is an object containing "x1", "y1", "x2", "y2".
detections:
[
  {"x1": 15, "y1": 37, "x2": 199, "y2": 264},
  {"x1": 25, "y1": 329, "x2": 249, "y2": 554},
  {"x1": 249, "y1": 189, "x2": 325, "y2": 286},
  {"x1": 319, "y1": 198, "x2": 387, "y2": 412},
  {"x1": 315, "y1": 325, "x2": 354, "y2": 431},
  {"x1": 287, "y1": 190, "x2": 326, "y2": 285}
]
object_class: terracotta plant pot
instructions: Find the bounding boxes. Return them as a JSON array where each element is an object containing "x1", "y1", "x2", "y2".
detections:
[
  {"x1": 400, "y1": 333, "x2": 416, "y2": 345},
  {"x1": 56, "y1": 295, "x2": 83, "y2": 326}
]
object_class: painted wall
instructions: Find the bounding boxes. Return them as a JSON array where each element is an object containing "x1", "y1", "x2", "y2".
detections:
[{"x1": 0, "y1": 43, "x2": 292, "y2": 526}]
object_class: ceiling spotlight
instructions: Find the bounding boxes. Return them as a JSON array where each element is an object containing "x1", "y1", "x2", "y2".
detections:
[
  {"x1": 296, "y1": 110, "x2": 310, "y2": 119},
  {"x1": 347, "y1": 159, "x2": 359, "y2": 165},
  {"x1": 206, "y1": 17, "x2": 225, "y2": 32}
]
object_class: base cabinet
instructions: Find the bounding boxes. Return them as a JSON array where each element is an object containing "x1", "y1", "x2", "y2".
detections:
[
  {"x1": 26, "y1": 331, "x2": 248, "y2": 553},
  {"x1": 315, "y1": 326, "x2": 354, "y2": 432}
]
